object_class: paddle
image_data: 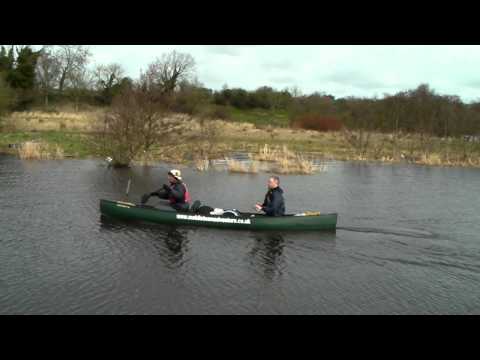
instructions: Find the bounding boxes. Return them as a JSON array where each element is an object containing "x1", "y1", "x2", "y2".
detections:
[{"x1": 125, "y1": 178, "x2": 131, "y2": 197}]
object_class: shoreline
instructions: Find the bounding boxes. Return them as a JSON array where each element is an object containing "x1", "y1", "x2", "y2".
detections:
[
  {"x1": 1, "y1": 110, "x2": 480, "y2": 170},
  {"x1": 2, "y1": 141, "x2": 479, "y2": 171},
  {"x1": 2, "y1": 133, "x2": 479, "y2": 170}
]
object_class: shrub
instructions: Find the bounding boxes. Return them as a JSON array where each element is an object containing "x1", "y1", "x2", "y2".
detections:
[
  {"x1": 95, "y1": 87, "x2": 177, "y2": 168},
  {"x1": 172, "y1": 85, "x2": 211, "y2": 115},
  {"x1": 0, "y1": 74, "x2": 14, "y2": 119},
  {"x1": 291, "y1": 114, "x2": 343, "y2": 132},
  {"x1": 200, "y1": 105, "x2": 230, "y2": 120}
]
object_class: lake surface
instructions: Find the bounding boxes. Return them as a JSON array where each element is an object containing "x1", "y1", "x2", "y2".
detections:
[{"x1": 1, "y1": 155, "x2": 480, "y2": 314}]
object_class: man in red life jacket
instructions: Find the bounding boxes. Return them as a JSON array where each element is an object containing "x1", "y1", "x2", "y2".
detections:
[{"x1": 141, "y1": 169, "x2": 191, "y2": 212}]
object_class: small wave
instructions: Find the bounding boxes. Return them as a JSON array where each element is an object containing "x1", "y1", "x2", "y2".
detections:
[{"x1": 337, "y1": 226, "x2": 436, "y2": 239}]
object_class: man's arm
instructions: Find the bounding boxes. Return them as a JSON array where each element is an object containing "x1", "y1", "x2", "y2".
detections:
[
  {"x1": 255, "y1": 192, "x2": 268, "y2": 212},
  {"x1": 141, "y1": 186, "x2": 168, "y2": 204},
  {"x1": 261, "y1": 192, "x2": 269, "y2": 207},
  {"x1": 150, "y1": 186, "x2": 169, "y2": 200}
]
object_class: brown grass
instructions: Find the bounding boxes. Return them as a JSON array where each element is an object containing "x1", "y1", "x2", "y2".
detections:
[
  {"x1": 250, "y1": 144, "x2": 320, "y2": 175},
  {"x1": 272, "y1": 155, "x2": 316, "y2": 175},
  {"x1": 419, "y1": 153, "x2": 442, "y2": 166},
  {"x1": 227, "y1": 159, "x2": 259, "y2": 173},
  {"x1": 194, "y1": 158, "x2": 210, "y2": 171},
  {"x1": 5, "y1": 109, "x2": 480, "y2": 169},
  {"x1": 253, "y1": 144, "x2": 297, "y2": 161},
  {"x1": 18, "y1": 141, "x2": 64, "y2": 160},
  {"x1": 6, "y1": 110, "x2": 104, "y2": 132}
]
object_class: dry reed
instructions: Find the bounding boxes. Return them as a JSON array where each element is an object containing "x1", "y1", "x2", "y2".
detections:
[
  {"x1": 227, "y1": 159, "x2": 259, "y2": 173},
  {"x1": 18, "y1": 141, "x2": 64, "y2": 160},
  {"x1": 194, "y1": 158, "x2": 210, "y2": 171}
]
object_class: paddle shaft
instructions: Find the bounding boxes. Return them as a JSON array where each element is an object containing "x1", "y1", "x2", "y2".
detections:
[{"x1": 126, "y1": 179, "x2": 131, "y2": 197}]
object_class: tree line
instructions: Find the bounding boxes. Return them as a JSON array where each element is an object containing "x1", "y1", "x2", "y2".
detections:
[
  {"x1": 1, "y1": 45, "x2": 480, "y2": 139},
  {"x1": 0, "y1": 45, "x2": 131, "y2": 111}
]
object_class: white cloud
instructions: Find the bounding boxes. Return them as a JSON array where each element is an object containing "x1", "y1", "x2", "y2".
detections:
[
  {"x1": 268, "y1": 76, "x2": 297, "y2": 85},
  {"x1": 63, "y1": 45, "x2": 480, "y2": 102}
]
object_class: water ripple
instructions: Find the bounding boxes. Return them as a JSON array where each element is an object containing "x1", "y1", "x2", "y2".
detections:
[{"x1": 2, "y1": 155, "x2": 480, "y2": 314}]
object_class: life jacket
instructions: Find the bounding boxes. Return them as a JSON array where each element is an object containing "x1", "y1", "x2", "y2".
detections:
[
  {"x1": 169, "y1": 182, "x2": 191, "y2": 204},
  {"x1": 183, "y1": 183, "x2": 192, "y2": 203},
  {"x1": 263, "y1": 187, "x2": 285, "y2": 216}
]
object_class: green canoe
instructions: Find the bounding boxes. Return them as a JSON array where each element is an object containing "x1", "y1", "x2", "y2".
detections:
[{"x1": 100, "y1": 199, "x2": 337, "y2": 231}]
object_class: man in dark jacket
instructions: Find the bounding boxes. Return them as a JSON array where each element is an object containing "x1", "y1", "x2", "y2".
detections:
[
  {"x1": 141, "y1": 169, "x2": 191, "y2": 212},
  {"x1": 255, "y1": 176, "x2": 285, "y2": 216}
]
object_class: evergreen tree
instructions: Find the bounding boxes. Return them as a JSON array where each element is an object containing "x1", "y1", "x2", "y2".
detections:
[
  {"x1": 7, "y1": 46, "x2": 15, "y2": 71},
  {"x1": 0, "y1": 74, "x2": 13, "y2": 117},
  {"x1": 0, "y1": 46, "x2": 9, "y2": 73},
  {"x1": 7, "y1": 46, "x2": 41, "y2": 90}
]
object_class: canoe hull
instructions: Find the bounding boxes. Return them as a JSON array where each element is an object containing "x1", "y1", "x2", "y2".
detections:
[{"x1": 100, "y1": 199, "x2": 337, "y2": 231}]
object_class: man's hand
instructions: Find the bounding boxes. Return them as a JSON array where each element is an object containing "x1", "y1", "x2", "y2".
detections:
[
  {"x1": 255, "y1": 203, "x2": 263, "y2": 212},
  {"x1": 141, "y1": 193, "x2": 150, "y2": 205}
]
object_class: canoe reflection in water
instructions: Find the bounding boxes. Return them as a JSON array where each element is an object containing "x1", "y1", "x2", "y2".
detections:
[
  {"x1": 248, "y1": 232, "x2": 286, "y2": 280},
  {"x1": 154, "y1": 228, "x2": 189, "y2": 269},
  {"x1": 99, "y1": 213, "x2": 337, "y2": 284},
  {"x1": 99, "y1": 215, "x2": 189, "y2": 269}
]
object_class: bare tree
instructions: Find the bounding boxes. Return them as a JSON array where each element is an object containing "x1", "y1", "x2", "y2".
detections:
[
  {"x1": 93, "y1": 63, "x2": 125, "y2": 91},
  {"x1": 36, "y1": 46, "x2": 61, "y2": 107},
  {"x1": 140, "y1": 50, "x2": 195, "y2": 94},
  {"x1": 93, "y1": 63, "x2": 125, "y2": 104},
  {"x1": 196, "y1": 117, "x2": 220, "y2": 160},
  {"x1": 96, "y1": 84, "x2": 189, "y2": 167},
  {"x1": 289, "y1": 86, "x2": 303, "y2": 98},
  {"x1": 382, "y1": 91, "x2": 407, "y2": 159},
  {"x1": 99, "y1": 89, "x2": 150, "y2": 167},
  {"x1": 0, "y1": 75, "x2": 14, "y2": 119},
  {"x1": 409, "y1": 84, "x2": 437, "y2": 160},
  {"x1": 68, "y1": 66, "x2": 95, "y2": 112},
  {"x1": 55, "y1": 45, "x2": 91, "y2": 93},
  {"x1": 342, "y1": 98, "x2": 378, "y2": 158}
]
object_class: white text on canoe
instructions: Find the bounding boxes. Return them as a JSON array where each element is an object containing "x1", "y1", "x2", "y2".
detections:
[{"x1": 176, "y1": 214, "x2": 251, "y2": 224}]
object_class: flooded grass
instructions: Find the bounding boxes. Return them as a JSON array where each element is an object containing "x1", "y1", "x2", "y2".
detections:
[
  {"x1": 249, "y1": 144, "x2": 321, "y2": 175},
  {"x1": 2, "y1": 110, "x2": 480, "y2": 168},
  {"x1": 253, "y1": 144, "x2": 297, "y2": 161},
  {"x1": 272, "y1": 155, "x2": 316, "y2": 175},
  {"x1": 194, "y1": 158, "x2": 210, "y2": 171},
  {"x1": 17, "y1": 141, "x2": 64, "y2": 160},
  {"x1": 227, "y1": 159, "x2": 259, "y2": 174},
  {"x1": 132, "y1": 151, "x2": 157, "y2": 167}
]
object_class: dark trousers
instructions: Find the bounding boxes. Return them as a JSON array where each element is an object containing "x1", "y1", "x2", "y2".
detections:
[{"x1": 155, "y1": 200, "x2": 189, "y2": 212}]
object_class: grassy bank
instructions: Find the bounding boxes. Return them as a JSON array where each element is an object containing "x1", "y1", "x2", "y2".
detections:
[
  {"x1": 227, "y1": 107, "x2": 290, "y2": 127},
  {"x1": 1, "y1": 110, "x2": 480, "y2": 168},
  {"x1": 0, "y1": 131, "x2": 97, "y2": 158}
]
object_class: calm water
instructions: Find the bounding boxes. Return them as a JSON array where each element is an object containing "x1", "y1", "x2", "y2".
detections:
[{"x1": 1, "y1": 155, "x2": 480, "y2": 314}]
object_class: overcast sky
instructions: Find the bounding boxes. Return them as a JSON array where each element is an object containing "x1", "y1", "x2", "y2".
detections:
[{"x1": 62, "y1": 45, "x2": 480, "y2": 102}]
